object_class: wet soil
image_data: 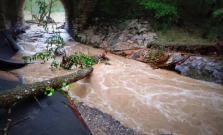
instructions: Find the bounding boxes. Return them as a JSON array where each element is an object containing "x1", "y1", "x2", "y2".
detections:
[
  {"x1": 148, "y1": 42, "x2": 223, "y2": 57},
  {"x1": 77, "y1": 102, "x2": 138, "y2": 135}
]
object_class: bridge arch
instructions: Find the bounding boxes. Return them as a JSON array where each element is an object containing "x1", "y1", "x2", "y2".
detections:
[{"x1": 0, "y1": 0, "x2": 98, "y2": 37}]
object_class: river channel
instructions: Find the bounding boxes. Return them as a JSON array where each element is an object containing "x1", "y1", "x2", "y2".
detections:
[{"x1": 10, "y1": 24, "x2": 223, "y2": 135}]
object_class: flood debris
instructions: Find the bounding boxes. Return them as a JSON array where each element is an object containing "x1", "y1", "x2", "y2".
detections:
[{"x1": 0, "y1": 67, "x2": 93, "y2": 108}]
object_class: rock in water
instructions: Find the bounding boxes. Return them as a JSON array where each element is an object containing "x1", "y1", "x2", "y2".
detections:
[{"x1": 54, "y1": 47, "x2": 67, "y2": 56}]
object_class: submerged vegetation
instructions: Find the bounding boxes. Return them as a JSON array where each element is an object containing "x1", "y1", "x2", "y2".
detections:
[
  {"x1": 45, "y1": 82, "x2": 75, "y2": 102},
  {"x1": 59, "y1": 52, "x2": 99, "y2": 70},
  {"x1": 23, "y1": 1, "x2": 99, "y2": 70}
]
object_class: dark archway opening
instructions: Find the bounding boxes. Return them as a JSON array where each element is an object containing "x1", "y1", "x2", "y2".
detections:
[{"x1": 0, "y1": 0, "x2": 98, "y2": 38}]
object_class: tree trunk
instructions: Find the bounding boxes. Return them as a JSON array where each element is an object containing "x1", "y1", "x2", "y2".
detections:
[
  {"x1": 0, "y1": 67, "x2": 94, "y2": 108},
  {"x1": 47, "y1": 0, "x2": 53, "y2": 19}
]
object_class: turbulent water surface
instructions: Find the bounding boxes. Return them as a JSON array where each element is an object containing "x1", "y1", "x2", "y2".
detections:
[{"x1": 10, "y1": 24, "x2": 223, "y2": 135}]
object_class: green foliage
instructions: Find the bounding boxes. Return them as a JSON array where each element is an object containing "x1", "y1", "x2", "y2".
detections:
[
  {"x1": 51, "y1": 60, "x2": 60, "y2": 69},
  {"x1": 206, "y1": 27, "x2": 223, "y2": 41},
  {"x1": 45, "y1": 86, "x2": 55, "y2": 96},
  {"x1": 22, "y1": 52, "x2": 51, "y2": 63},
  {"x1": 46, "y1": 28, "x2": 65, "y2": 56},
  {"x1": 92, "y1": 0, "x2": 223, "y2": 41},
  {"x1": 45, "y1": 82, "x2": 75, "y2": 102},
  {"x1": 212, "y1": 8, "x2": 223, "y2": 25},
  {"x1": 60, "y1": 52, "x2": 99, "y2": 70},
  {"x1": 16, "y1": 85, "x2": 21, "y2": 89},
  {"x1": 46, "y1": 32, "x2": 65, "y2": 49},
  {"x1": 92, "y1": 0, "x2": 144, "y2": 19},
  {"x1": 145, "y1": 49, "x2": 165, "y2": 62},
  {"x1": 24, "y1": 0, "x2": 63, "y2": 14},
  {"x1": 24, "y1": 0, "x2": 37, "y2": 15},
  {"x1": 36, "y1": 0, "x2": 48, "y2": 22},
  {"x1": 22, "y1": 22, "x2": 97, "y2": 70},
  {"x1": 140, "y1": 0, "x2": 178, "y2": 24},
  {"x1": 100, "y1": 0, "x2": 115, "y2": 16},
  {"x1": 213, "y1": 8, "x2": 223, "y2": 17},
  {"x1": 23, "y1": 14, "x2": 67, "y2": 67}
]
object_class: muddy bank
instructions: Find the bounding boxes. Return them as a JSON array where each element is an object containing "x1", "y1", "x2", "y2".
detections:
[
  {"x1": 76, "y1": 19, "x2": 157, "y2": 50},
  {"x1": 69, "y1": 48, "x2": 223, "y2": 135},
  {"x1": 111, "y1": 49, "x2": 223, "y2": 84},
  {"x1": 76, "y1": 102, "x2": 138, "y2": 135},
  {"x1": 148, "y1": 42, "x2": 223, "y2": 56},
  {"x1": 76, "y1": 19, "x2": 223, "y2": 84},
  {"x1": 77, "y1": 19, "x2": 223, "y2": 56}
]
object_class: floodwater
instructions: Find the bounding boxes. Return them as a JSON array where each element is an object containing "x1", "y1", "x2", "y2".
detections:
[{"x1": 10, "y1": 24, "x2": 223, "y2": 135}]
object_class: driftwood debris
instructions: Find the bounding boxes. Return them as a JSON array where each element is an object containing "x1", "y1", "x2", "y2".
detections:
[
  {"x1": 155, "y1": 55, "x2": 191, "y2": 70},
  {"x1": 0, "y1": 67, "x2": 94, "y2": 108}
]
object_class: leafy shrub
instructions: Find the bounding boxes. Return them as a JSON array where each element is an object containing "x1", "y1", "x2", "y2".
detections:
[
  {"x1": 92, "y1": 0, "x2": 144, "y2": 19},
  {"x1": 140, "y1": 0, "x2": 178, "y2": 24},
  {"x1": 213, "y1": 8, "x2": 223, "y2": 17},
  {"x1": 145, "y1": 49, "x2": 165, "y2": 62},
  {"x1": 22, "y1": 52, "x2": 51, "y2": 63},
  {"x1": 213, "y1": 8, "x2": 223, "y2": 24},
  {"x1": 60, "y1": 52, "x2": 99, "y2": 70}
]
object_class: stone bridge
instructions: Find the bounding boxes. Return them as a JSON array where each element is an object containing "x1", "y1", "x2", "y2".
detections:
[{"x1": 0, "y1": 0, "x2": 98, "y2": 37}]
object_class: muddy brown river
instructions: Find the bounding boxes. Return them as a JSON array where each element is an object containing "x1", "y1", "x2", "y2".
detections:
[{"x1": 10, "y1": 25, "x2": 223, "y2": 135}]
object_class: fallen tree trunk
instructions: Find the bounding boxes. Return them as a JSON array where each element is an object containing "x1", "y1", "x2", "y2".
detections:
[{"x1": 0, "y1": 67, "x2": 94, "y2": 108}]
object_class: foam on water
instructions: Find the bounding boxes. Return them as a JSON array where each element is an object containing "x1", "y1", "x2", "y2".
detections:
[
  {"x1": 69, "y1": 51, "x2": 223, "y2": 135},
  {"x1": 11, "y1": 25, "x2": 223, "y2": 135}
]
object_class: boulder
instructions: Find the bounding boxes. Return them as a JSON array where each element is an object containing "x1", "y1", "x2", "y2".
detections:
[{"x1": 90, "y1": 35, "x2": 102, "y2": 44}]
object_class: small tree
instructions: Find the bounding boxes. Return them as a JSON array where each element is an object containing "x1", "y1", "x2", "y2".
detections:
[
  {"x1": 46, "y1": 0, "x2": 61, "y2": 22},
  {"x1": 29, "y1": 0, "x2": 61, "y2": 23}
]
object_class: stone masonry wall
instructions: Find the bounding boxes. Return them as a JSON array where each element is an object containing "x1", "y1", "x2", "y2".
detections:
[{"x1": 173, "y1": 54, "x2": 223, "y2": 84}]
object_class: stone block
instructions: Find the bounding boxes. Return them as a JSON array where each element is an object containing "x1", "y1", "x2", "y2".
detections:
[
  {"x1": 215, "y1": 65, "x2": 223, "y2": 71},
  {"x1": 181, "y1": 67, "x2": 190, "y2": 76},
  {"x1": 175, "y1": 65, "x2": 184, "y2": 72},
  {"x1": 204, "y1": 66, "x2": 215, "y2": 73},
  {"x1": 196, "y1": 57, "x2": 202, "y2": 60},
  {"x1": 172, "y1": 54, "x2": 183, "y2": 61},
  {"x1": 190, "y1": 60, "x2": 197, "y2": 69},
  {"x1": 207, "y1": 62, "x2": 216, "y2": 67},
  {"x1": 213, "y1": 70, "x2": 223, "y2": 79}
]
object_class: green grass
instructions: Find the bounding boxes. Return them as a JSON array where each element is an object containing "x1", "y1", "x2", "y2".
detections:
[{"x1": 152, "y1": 28, "x2": 212, "y2": 46}]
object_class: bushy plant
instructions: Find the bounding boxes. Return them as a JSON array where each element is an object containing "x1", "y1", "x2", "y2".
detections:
[
  {"x1": 140, "y1": 0, "x2": 178, "y2": 24},
  {"x1": 213, "y1": 8, "x2": 223, "y2": 17},
  {"x1": 60, "y1": 52, "x2": 99, "y2": 70},
  {"x1": 92, "y1": 0, "x2": 144, "y2": 19},
  {"x1": 45, "y1": 82, "x2": 75, "y2": 102},
  {"x1": 213, "y1": 8, "x2": 223, "y2": 24},
  {"x1": 146, "y1": 48, "x2": 165, "y2": 62}
]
